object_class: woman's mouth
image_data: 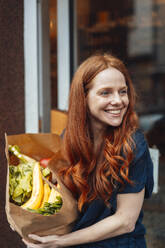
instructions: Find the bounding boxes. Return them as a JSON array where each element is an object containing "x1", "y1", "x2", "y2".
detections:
[{"x1": 105, "y1": 109, "x2": 122, "y2": 114}]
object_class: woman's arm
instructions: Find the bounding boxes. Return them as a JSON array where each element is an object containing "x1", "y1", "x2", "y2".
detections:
[
  {"x1": 59, "y1": 188, "x2": 145, "y2": 246},
  {"x1": 24, "y1": 188, "x2": 145, "y2": 247}
]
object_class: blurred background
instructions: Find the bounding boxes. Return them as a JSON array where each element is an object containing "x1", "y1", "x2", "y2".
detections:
[{"x1": 0, "y1": 0, "x2": 165, "y2": 247}]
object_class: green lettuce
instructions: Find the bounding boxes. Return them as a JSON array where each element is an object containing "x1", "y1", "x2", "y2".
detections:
[{"x1": 9, "y1": 162, "x2": 34, "y2": 205}]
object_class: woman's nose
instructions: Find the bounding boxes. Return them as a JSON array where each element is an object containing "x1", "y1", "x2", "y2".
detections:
[{"x1": 110, "y1": 92, "x2": 122, "y2": 105}]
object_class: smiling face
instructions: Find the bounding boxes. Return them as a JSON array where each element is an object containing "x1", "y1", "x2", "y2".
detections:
[{"x1": 87, "y1": 67, "x2": 129, "y2": 131}]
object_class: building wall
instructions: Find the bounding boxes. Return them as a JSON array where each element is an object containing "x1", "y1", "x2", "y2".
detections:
[{"x1": 0, "y1": 0, "x2": 25, "y2": 247}]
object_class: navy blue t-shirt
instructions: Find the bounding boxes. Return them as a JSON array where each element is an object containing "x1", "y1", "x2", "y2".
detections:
[{"x1": 70, "y1": 130, "x2": 154, "y2": 248}]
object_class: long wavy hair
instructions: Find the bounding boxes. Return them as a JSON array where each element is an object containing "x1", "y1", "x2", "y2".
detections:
[{"x1": 60, "y1": 53, "x2": 139, "y2": 211}]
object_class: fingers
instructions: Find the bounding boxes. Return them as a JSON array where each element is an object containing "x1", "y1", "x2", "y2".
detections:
[
  {"x1": 28, "y1": 234, "x2": 57, "y2": 243},
  {"x1": 28, "y1": 234, "x2": 44, "y2": 242},
  {"x1": 22, "y1": 239, "x2": 37, "y2": 248},
  {"x1": 22, "y1": 238, "x2": 56, "y2": 248},
  {"x1": 22, "y1": 234, "x2": 60, "y2": 248}
]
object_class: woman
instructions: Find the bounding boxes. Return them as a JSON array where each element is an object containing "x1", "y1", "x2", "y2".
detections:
[{"x1": 23, "y1": 54, "x2": 154, "y2": 247}]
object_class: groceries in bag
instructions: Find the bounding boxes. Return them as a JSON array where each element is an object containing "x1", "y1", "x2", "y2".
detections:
[{"x1": 9, "y1": 144, "x2": 62, "y2": 216}]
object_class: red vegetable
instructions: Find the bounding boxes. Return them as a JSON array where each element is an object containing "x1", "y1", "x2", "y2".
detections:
[{"x1": 39, "y1": 158, "x2": 51, "y2": 168}]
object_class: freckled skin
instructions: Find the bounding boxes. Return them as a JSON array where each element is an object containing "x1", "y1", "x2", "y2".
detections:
[{"x1": 87, "y1": 67, "x2": 129, "y2": 131}]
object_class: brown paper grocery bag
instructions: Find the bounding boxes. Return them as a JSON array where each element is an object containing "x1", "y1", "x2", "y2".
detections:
[{"x1": 5, "y1": 133, "x2": 78, "y2": 242}]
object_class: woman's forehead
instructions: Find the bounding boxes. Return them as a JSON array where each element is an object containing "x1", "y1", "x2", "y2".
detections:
[{"x1": 90, "y1": 68, "x2": 126, "y2": 88}]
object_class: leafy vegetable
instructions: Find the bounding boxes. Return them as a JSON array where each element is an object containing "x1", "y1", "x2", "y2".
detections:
[
  {"x1": 9, "y1": 163, "x2": 34, "y2": 205},
  {"x1": 27, "y1": 196, "x2": 63, "y2": 215},
  {"x1": 8, "y1": 145, "x2": 38, "y2": 205}
]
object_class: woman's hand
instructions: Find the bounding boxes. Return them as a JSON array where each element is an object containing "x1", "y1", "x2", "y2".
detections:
[{"x1": 22, "y1": 234, "x2": 62, "y2": 248}]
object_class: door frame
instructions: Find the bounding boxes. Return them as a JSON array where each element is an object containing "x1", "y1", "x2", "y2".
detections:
[{"x1": 24, "y1": 0, "x2": 73, "y2": 133}]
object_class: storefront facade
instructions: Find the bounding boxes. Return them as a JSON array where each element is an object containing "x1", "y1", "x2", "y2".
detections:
[{"x1": 0, "y1": 0, "x2": 165, "y2": 247}]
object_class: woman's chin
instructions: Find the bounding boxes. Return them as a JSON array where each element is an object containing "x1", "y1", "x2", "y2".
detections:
[{"x1": 106, "y1": 119, "x2": 123, "y2": 127}]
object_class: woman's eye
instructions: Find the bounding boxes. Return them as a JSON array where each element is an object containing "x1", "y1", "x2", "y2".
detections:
[
  {"x1": 120, "y1": 89, "x2": 127, "y2": 95},
  {"x1": 101, "y1": 91, "x2": 109, "y2": 96}
]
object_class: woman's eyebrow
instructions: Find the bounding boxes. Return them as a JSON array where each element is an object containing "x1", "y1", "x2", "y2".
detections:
[
  {"x1": 97, "y1": 86, "x2": 128, "y2": 92},
  {"x1": 97, "y1": 87, "x2": 111, "y2": 93},
  {"x1": 120, "y1": 86, "x2": 128, "y2": 90}
]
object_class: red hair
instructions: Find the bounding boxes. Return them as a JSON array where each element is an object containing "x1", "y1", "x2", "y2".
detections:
[{"x1": 60, "y1": 54, "x2": 139, "y2": 211}]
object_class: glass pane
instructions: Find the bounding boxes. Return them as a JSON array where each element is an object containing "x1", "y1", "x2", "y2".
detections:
[{"x1": 76, "y1": 0, "x2": 165, "y2": 247}]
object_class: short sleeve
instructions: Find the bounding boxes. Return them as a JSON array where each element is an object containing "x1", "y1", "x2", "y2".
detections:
[{"x1": 118, "y1": 130, "x2": 154, "y2": 198}]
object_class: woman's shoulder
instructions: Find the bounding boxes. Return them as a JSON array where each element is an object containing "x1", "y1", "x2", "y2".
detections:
[
  {"x1": 132, "y1": 128, "x2": 146, "y2": 145},
  {"x1": 131, "y1": 129, "x2": 148, "y2": 156},
  {"x1": 130, "y1": 128, "x2": 153, "y2": 177}
]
